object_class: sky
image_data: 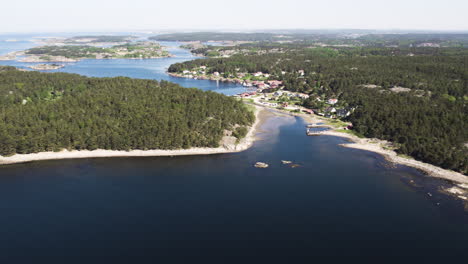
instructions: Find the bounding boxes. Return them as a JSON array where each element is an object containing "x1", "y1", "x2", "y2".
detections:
[{"x1": 1, "y1": 0, "x2": 467, "y2": 33}]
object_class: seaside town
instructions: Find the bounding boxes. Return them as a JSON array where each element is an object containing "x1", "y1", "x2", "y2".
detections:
[{"x1": 171, "y1": 66, "x2": 355, "y2": 120}]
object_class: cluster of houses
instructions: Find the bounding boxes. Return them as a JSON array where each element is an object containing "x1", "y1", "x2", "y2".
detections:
[
  {"x1": 243, "y1": 80, "x2": 283, "y2": 91},
  {"x1": 239, "y1": 91, "x2": 257, "y2": 98},
  {"x1": 237, "y1": 89, "x2": 354, "y2": 119},
  {"x1": 317, "y1": 107, "x2": 353, "y2": 118},
  {"x1": 272, "y1": 90, "x2": 310, "y2": 99}
]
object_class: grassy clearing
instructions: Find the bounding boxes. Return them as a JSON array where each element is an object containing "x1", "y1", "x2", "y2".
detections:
[{"x1": 323, "y1": 118, "x2": 348, "y2": 128}]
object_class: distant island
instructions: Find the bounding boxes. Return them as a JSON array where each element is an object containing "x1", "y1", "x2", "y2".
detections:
[
  {"x1": 34, "y1": 35, "x2": 138, "y2": 46},
  {"x1": 150, "y1": 32, "x2": 281, "y2": 42},
  {"x1": 1, "y1": 35, "x2": 173, "y2": 63},
  {"x1": 17, "y1": 41, "x2": 172, "y2": 62},
  {"x1": 28, "y1": 64, "x2": 64, "y2": 70},
  {"x1": 64, "y1": 35, "x2": 137, "y2": 44},
  {"x1": 0, "y1": 66, "x2": 256, "y2": 164}
]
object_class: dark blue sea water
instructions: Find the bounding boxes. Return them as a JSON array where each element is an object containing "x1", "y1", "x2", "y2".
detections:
[{"x1": 0, "y1": 34, "x2": 467, "y2": 262}]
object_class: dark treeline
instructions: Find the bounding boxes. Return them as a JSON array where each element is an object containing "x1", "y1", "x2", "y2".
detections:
[
  {"x1": 151, "y1": 32, "x2": 468, "y2": 47},
  {"x1": 169, "y1": 47, "x2": 466, "y2": 97},
  {"x1": 0, "y1": 67, "x2": 254, "y2": 156},
  {"x1": 169, "y1": 48, "x2": 468, "y2": 173},
  {"x1": 345, "y1": 89, "x2": 467, "y2": 172},
  {"x1": 26, "y1": 45, "x2": 111, "y2": 58},
  {"x1": 357, "y1": 34, "x2": 468, "y2": 47},
  {"x1": 150, "y1": 32, "x2": 281, "y2": 42}
]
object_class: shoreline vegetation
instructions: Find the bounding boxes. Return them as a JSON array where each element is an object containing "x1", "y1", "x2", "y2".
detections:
[
  {"x1": 0, "y1": 38, "x2": 173, "y2": 63},
  {"x1": 167, "y1": 71, "x2": 468, "y2": 185},
  {"x1": 0, "y1": 106, "x2": 263, "y2": 166},
  {"x1": 324, "y1": 130, "x2": 468, "y2": 185},
  {"x1": 28, "y1": 64, "x2": 64, "y2": 70},
  {"x1": 245, "y1": 101, "x2": 468, "y2": 185},
  {"x1": 0, "y1": 68, "x2": 256, "y2": 163},
  {"x1": 168, "y1": 42, "x2": 467, "y2": 175}
]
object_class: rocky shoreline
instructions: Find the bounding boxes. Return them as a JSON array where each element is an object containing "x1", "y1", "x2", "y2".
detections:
[
  {"x1": 0, "y1": 51, "x2": 24, "y2": 61},
  {"x1": 19, "y1": 55, "x2": 79, "y2": 63},
  {"x1": 320, "y1": 130, "x2": 468, "y2": 185},
  {"x1": 168, "y1": 72, "x2": 245, "y2": 84},
  {"x1": 248, "y1": 102, "x2": 468, "y2": 185},
  {"x1": 28, "y1": 64, "x2": 65, "y2": 70}
]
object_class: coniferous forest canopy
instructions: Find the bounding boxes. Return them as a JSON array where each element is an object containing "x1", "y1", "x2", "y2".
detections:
[
  {"x1": 169, "y1": 46, "x2": 468, "y2": 174},
  {"x1": 151, "y1": 32, "x2": 468, "y2": 47},
  {"x1": 0, "y1": 67, "x2": 254, "y2": 155}
]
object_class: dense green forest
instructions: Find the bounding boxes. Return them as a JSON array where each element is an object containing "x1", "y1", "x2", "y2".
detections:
[
  {"x1": 0, "y1": 67, "x2": 254, "y2": 156},
  {"x1": 26, "y1": 45, "x2": 111, "y2": 58},
  {"x1": 169, "y1": 47, "x2": 468, "y2": 173},
  {"x1": 25, "y1": 42, "x2": 170, "y2": 59},
  {"x1": 189, "y1": 43, "x2": 468, "y2": 57},
  {"x1": 151, "y1": 32, "x2": 468, "y2": 47}
]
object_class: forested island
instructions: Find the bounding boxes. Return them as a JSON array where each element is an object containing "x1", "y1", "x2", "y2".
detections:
[
  {"x1": 0, "y1": 66, "x2": 255, "y2": 158},
  {"x1": 18, "y1": 41, "x2": 171, "y2": 62},
  {"x1": 28, "y1": 64, "x2": 64, "y2": 70},
  {"x1": 169, "y1": 44, "x2": 468, "y2": 174}
]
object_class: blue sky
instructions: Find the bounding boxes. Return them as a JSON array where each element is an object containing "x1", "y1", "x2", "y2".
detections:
[{"x1": 2, "y1": 0, "x2": 467, "y2": 32}]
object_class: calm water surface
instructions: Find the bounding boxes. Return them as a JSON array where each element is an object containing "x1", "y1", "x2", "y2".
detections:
[
  {"x1": 0, "y1": 35, "x2": 467, "y2": 262},
  {"x1": 0, "y1": 37, "x2": 246, "y2": 95}
]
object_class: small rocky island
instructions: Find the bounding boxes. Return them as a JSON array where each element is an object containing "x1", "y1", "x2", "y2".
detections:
[
  {"x1": 255, "y1": 162, "x2": 269, "y2": 168},
  {"x1": 28, "y1": 64, "x2": 64, "y2": 70}
]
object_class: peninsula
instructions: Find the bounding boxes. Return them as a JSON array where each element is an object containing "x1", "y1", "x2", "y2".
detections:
[{"x1": 0, "y1": 66, "x2": 257, "y2": 164}]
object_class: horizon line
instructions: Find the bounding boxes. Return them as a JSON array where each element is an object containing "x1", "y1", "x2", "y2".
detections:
[{"x1": 1, "y1": 28, "x2": 468, "y2": 35}]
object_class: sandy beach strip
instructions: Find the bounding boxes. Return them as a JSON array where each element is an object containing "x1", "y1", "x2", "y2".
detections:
[
  {"x1": 0, "y1": 106, "x2": 266, "y2": 166},
  {"x1": 248, "y1": 102, "x2": 468, "y2": 184},
  {"x1": 321, "y1": 130, "x2": 468, "y2": 184}
]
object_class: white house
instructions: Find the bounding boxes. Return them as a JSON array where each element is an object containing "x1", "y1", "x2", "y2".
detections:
[
  {"x1": 253, "y1": 72, "x2": 263, "y2": 77},
  {"x1": 274, "y1": 91, "x2": 284, "y2": 96}
]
